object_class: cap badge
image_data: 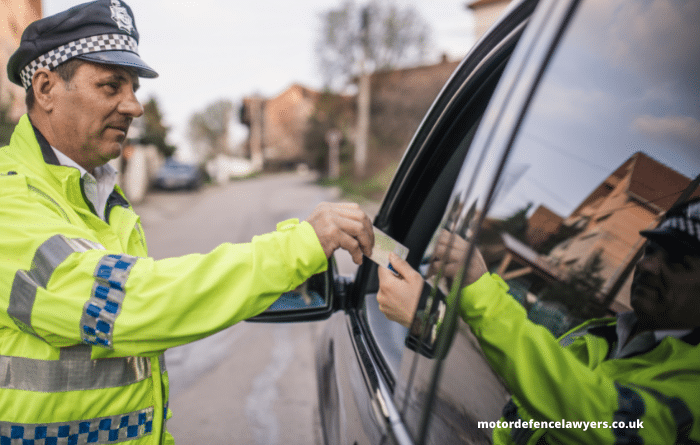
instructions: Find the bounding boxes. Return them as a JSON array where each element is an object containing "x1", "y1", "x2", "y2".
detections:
[{"x1": 110, "y1": 0, "x2": 134, "y2": 35}]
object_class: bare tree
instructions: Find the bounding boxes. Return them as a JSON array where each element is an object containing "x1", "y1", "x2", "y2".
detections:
[
  {"x1": 188, "y1": 99, "x2": 234, "y2": 162},
  {"x1": 316, "y1": 0, "x2": 431, "y2": 91}
]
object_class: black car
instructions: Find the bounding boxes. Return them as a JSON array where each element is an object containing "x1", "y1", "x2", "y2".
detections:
[{"x1": 254, "y1": 0, "x2": 700, "y2": 443}]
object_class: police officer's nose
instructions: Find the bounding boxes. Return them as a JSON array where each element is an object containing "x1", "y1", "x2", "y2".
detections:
[{"x1": 119, "y1": 89, "x2": 144, "y2": 118}]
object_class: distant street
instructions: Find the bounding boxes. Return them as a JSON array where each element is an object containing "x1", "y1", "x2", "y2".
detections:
[{"x1": 134, "y1": 172, "x2": 359, "y2": 445}]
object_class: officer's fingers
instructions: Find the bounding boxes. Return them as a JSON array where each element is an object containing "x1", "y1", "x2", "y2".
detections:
[
  {"x1": 330, "y1": 202, "x2": 366, "y2": 221},
  {"x1": 335, "y1": 213, "x2": 374, "y2": 258},
  {"x1": 433, "y1": 241, "x2": 447, "y2": 259},
  {"x1": 447, "y1": 245, "x2": 468, "y2": 264},
  {"x1": 337, "y1": 231, "x2": 364, "y2": 264},
  {"x1": 335, "y1": 203, "x2": 373, "y2": 235}
]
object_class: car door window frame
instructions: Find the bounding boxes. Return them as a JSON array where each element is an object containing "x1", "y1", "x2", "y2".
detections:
[{"x1": 339, "y1": 3, "x2": 542, "y2": 444}]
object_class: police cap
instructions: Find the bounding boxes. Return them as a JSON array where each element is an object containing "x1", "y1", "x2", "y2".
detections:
[{"x1": 7, "y1": 0, "x2": 157, "y2": 90}]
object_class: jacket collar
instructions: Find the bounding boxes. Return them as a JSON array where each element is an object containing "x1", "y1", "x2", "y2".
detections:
[
  {"x1": 30, "y1": 119, "x2": 61, "y2": 166},
  {"x1": 15, "y1": 115, "x2": 131, "y2": 222}
]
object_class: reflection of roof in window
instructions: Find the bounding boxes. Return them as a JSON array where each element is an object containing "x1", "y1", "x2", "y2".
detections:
[
  {"x1": 501, "y1": 232, "x2": 561, "y2": 280},
  {"x1": 626, "y1": 152, "x2": 699, "y2": 211},
  {"x1": 570, "y1": 152, "x2": 699, "y2": 218}
]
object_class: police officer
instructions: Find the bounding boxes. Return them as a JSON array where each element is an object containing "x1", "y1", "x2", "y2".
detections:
[
  {"x1": 378, "y1": 198, "x2": 700, "y2": 444},
  {"x1": 0, "y1": 1, "x2": 373, "y2": 443}
]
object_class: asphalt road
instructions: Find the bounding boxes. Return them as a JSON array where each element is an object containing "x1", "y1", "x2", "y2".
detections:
[{"x1": 133, "y1": 172, "x2": 363, "y2": 445}]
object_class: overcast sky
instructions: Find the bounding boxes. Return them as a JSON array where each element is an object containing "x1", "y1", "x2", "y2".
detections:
[{"x1": 43, "y1": 0, "x2": 478, "y2": 152}]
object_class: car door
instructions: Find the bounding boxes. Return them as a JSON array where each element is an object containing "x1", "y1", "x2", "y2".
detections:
[
  {"x1": 409, "y1": 0, "x2": 700, "y2": 443},
  {"x1": 320, "y1": 2, "x2": 542, "y2": 444}
]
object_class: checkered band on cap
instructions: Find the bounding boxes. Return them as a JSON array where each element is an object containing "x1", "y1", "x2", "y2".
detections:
[
  {"x1": 658, "y1": 217, "x2": 700, "y2": 242},
  {"x1": 20, "y1": 33, "x2": 138, "y2": 89}
]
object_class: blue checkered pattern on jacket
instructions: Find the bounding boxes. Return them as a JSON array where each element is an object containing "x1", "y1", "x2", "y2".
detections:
[
  {"x1": 0, "y1": 407, "x2": 153, "y2": 445},
  {"x1": 81, "y1": 254, "x2": 137, "y2": 349}
]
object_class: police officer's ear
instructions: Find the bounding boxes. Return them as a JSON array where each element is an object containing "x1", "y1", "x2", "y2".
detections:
[{"x1": 31, "y1": 68, "x2": 61, "y2": 113}]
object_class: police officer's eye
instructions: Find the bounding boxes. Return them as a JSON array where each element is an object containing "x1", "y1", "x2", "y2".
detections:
[{"x1": 101, "y1": 82, "x2": 119, "y2": 92}]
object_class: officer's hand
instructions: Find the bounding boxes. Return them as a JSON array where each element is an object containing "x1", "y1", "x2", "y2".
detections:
[
  {"x1": 377, "y1": 253, "x2": 424, "y2": 328},
  {"x1": 427, "y1": 229, "x2": 488, "y2": 287},
  {"x1": 306, "y1": 202, "x2": 374, "y2": 265}
]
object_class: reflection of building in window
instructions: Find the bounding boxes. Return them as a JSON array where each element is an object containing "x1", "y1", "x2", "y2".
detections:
[
  {"x1": 526, "y1": 205, "x2": 564, "y2": 250},
  {"x1": 547, "y1": 152, "x2": 700, "y2": 312},
  {"x1": 483, "y1": 152, "x2": 699, "y2": 322}
]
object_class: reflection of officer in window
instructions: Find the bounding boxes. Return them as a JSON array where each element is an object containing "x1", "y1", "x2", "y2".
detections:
[
  {"x1": 378, "y1": 199, "x2": 700, "y2": 444},
  {"x1": 0, "y1": 1, "x2": 374, "y2": 442}
]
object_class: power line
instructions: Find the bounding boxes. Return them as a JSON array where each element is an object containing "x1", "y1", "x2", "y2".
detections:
[{"x1": 522, "y1": 131, "x2": 610, "y2": 173}]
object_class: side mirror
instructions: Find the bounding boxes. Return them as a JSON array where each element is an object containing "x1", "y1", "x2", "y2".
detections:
[{"x1": 249, "y1": 257, "x2": 346, "y2": 323}]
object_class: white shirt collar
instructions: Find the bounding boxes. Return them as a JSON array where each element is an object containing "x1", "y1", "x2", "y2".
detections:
[
  {"x1": 51, "y1": 147, "x2": 118, "y2": 221},
  {"x1": 613, "y1": 311, "x2": 692, "y2": 359}
]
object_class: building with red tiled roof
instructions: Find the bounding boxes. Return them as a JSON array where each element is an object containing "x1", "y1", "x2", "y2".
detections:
[
  {"x1": 549, "y1": 152, "x2": 700, "y2": 311},
  {"x1": 495, "y1": 152, "x2": 698, "y2": 315},
  {"x1": 526, "y1": 204, "x2": 564, "y2": 250},
  {"x1": 241, "y1": 57, "x2": 461, "y2": 175}
]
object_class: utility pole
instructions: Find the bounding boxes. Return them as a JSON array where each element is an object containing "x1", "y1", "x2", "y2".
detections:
[
  {"x1": 326, "y1": 129, "x2": 342, "y2": 180},
  {"x1": 248, "y1": 95, "x2": 264, "y2": 172},
  {"x1": 355, "y1": 7, "x2": 371, "y2": 179}
]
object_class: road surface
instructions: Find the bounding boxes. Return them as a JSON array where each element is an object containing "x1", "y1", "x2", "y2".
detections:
[{"x1": 134, "y1": 172, "x2": 366, "y2": 445}]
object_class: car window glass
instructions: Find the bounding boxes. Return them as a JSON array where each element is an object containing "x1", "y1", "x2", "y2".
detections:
[
  {"x1": 407, "y1": 0, "x2": 699, "y2": 441},
  {"x1": 486, "y1": 0, "x2": 699, "y2": 334}
]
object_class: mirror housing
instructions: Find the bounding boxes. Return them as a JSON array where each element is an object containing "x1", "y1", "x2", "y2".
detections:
[{"x1": 248, "y1": 256, "x2": 348, "y2": 323}]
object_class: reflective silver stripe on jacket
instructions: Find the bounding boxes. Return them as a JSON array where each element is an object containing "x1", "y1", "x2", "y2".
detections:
[
  {"x1": 8, "y1": 235, "x2": 104, "y2": 337},
  {"x1": 80, "y1": 254, "x2": 138, "y2": 349},
  {"x1": 0, "y1": 345, "x2": 151, "y2": 392},
  {"x1": 0, "y1": 406, "x2": 153, "y2": 444}
]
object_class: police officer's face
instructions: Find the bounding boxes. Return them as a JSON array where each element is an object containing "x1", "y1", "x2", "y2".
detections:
[
  {"x1": 50, "y1": 61, "x2": 143, "y2": 172},
  {"x1": 630, "y1": 240, "x2": 700, "y2": 330}
]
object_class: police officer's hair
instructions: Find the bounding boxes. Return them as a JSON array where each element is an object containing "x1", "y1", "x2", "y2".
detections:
[{"x1": 25, "y1": 59, "x2": 85, "y2": 111}]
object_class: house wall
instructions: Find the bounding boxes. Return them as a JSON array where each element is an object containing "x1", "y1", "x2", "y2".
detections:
[
  {"x1": 261, "y1": 85, "x2": 319, "y2": 166},
  {"x1": 551, "y1": 172, "x2": 659, "y2": 285},
  {"x1": 468, "y1": 0, "x2": 512, "y2": 39},
  {"x1": 241, "y1": 58, "x2": 461, "y2": 175},
  {"x1": 526, "y1": 205, "x2": 563, "y2": 249},
  {"x1": 367, "y1": 58, "x2": 460, "y2": 176},
  {"x1": 0, "y1": 0, "x2": 41, "y2": 121}
]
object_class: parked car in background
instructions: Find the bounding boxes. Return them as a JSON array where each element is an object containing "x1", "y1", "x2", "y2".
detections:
[
  {"x1": 152, "y1": 158, "x2": 204, "y2": 191},
  {"x1": 253, "y1": 0, "x2": 699, "y2": 443},
  {"x1": 205, "y1": 154, "x2": 255, "y2": 184}
]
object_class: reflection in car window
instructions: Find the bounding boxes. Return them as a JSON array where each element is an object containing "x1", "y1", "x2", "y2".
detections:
[
  {"x1": 402, "y1": 2, "x2": 699, "y2": 442},
  {"x1": 483, "y1": 0, "x2": 699, "y2": 334}
]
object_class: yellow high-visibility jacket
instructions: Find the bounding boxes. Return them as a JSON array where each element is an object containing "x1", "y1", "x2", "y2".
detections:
[
  {"x1": 0, "y1": 115, "x2": 327, "y2": 444},
  {"x1": 460, "y1": 273, "x2": 700, "y2": 444}
]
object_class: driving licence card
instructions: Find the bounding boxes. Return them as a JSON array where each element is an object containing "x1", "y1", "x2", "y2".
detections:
[{"x1": 368, "y1": 227, "x2": 409, "y2": 273}]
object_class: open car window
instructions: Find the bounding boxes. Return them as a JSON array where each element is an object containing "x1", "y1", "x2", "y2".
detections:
[{"x1": 361, "y1": 40, "x2": 519, "y2": 379}]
